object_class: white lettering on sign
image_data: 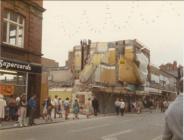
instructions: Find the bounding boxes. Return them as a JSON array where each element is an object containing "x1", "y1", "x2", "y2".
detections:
[{"x1": 0, "y1": 60, "x2": 31, "y2": 71}]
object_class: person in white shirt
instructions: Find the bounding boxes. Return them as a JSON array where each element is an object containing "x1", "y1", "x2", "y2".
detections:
[
  {"x1": 53, "y1": 95, "x2": 59, "y2": 119},
  {"x1": 162, "y1": 79, "x2": 183, "y2": 140},
  {"x1": 114, "y1": 98, "x2": 120, "y2": 115},
  {"x1": 119, "y1": 98, "x2": 125, "y2": 116},
  {"x1": 0, "y1": 94, "x2": 7, "y2": 126}
]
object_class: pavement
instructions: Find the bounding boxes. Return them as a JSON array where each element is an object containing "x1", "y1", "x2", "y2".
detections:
[
  {"x1": 0, "y1": 113, "x2": 92, "y2": 130},
  {"x1": 0, "y1": 112, "x2": 165, "y2": 140}
]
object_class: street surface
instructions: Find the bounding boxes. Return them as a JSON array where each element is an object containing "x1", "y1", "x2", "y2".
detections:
[{"x1": 0, "y1": 112, "x2": 164, "y2": 140}]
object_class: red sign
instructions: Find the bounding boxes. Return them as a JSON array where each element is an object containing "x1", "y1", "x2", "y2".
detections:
[{"x1": 0, "y1": 84, "x2": 14, "y2": 96}]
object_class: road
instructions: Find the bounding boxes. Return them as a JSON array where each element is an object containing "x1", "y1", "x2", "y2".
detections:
[{"x1": 0, "y1": 112, "x2": 165, "y2": 140}]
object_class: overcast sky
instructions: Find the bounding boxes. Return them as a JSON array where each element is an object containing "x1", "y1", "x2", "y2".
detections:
[{"x1": 42, "y1": 1, "x2": 184, "y2": 67}]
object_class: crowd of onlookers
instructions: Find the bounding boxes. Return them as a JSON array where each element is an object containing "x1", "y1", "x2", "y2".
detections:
[
  {"x1": 0, "y1": 94, "x2": 174, "y2": 127},
  {"x1": 0, "y1": 94, "x2": 100, "y2": 127},
  {"x1": 0, "y1": 94, "x2": 37, "y2": 127},
  {"x1": 41, "y1": 95, "x2": 99, "y2": 122},
  {"x1": 114, "y1": 96, "x2": 170, "y2": 116}
]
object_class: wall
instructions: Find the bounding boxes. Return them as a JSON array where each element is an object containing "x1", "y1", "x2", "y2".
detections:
[{"x1": 1, "y1": 0, "x2": 44, "y2": 64}]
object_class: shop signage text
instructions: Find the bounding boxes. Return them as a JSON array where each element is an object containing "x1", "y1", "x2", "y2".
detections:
[
  {"x1": 0, "y1": 59, "x2": 31, "y2": 71},
  {"x1": 0, "y1": 59, "x2": 41, "y2": 73}
]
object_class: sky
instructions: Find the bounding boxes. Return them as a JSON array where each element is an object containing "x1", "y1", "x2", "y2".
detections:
[{"x1": 42, "y1": 1, "x2": 184, "y2": 67}]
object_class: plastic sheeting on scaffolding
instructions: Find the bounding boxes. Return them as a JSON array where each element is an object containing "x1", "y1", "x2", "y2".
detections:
[
  {"x1": 79, "y1": 64, "x2": 96, "y2": 83},
  {"x1": 118, "y1": 44, "x2": 149, "y2": 84},
  {"x1": 90, "y1": 42, "x2": 108, "y2": 53},
  {"x1": 101, "y1": 48, "x2": 116, "y2": 65},
  {"x1": 90, "y1": 53, "x2": 105, "y2": 65},
  {"x1": 118, "y1": 58, "x2": 138, "y2": 84},
  {"x1": 94, "y1": 64, "x2": 116, "y2": 85},
  {"x1": 124, "y1": 45, "x2": 135, "y2": 61},
  {"x1": 136, "y1": 52, "x2": 149, "y2": 83}
]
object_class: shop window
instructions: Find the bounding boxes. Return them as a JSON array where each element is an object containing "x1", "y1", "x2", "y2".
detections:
[
  {"x1": 0, "y1": 71, "x2": 27, "y2": 97},
  {"x1": 3, "y1": 10, "x2": 25, "y2": 48}
]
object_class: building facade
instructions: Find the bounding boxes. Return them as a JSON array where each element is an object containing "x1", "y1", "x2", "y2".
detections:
[
  {"x1": 147, "y1": 65, "x2": 177, "y2": 100},
  {"x1": 0, "y1": 0, "x2": 45, "y2": 113}
]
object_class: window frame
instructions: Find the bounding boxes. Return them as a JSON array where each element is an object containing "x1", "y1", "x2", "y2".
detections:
[{"x1": 3, "y1": 10, "x2": 25, "y2": 48}]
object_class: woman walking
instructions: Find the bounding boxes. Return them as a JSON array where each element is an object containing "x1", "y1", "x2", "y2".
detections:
[
  {"x1": 46, "y1": 97, "x2": 53, "y2": 122},
  {"x1": 73, "y1": 99, "x2": 80, "y2": 119},
  {"x1": 19, "y1": 94, "x2": 27, "y2": 127},
  {"x1": 64, "y1": 97, "x2": 70, "y2": 120}
]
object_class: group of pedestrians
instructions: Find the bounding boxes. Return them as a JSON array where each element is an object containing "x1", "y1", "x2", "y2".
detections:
[
  {"x1": 114, "y1": 96, "x2": 171, "y2": 115},
  {"x1": 41, "y1": 96, "x2": 100, "y2": 122},
  {"x1": 114, "y1": 98, "x2": 125, "y2": 116},
  {"x1": 42, "y1": 96, "x2": 70, "y2": 121},
  {"x1": 0, "y1": 94, "x2": 37, "y2": 127}
]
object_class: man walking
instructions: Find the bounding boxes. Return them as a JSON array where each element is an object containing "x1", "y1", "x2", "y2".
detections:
[
  {"x1": 119, "y1": 98, "x2": 125, "y2": 116},
  {"x1": 28, "y1": 95, "x2": 37, "y2": 126},
  {"x1": 92, "y1": 96, "x2": 99, "y2": 116},
  {"x1": 53, "y1": 95, "x2": 58, "y2": 119},
  {"x1": 114, "y1": 98, "x2": 120, "y2": 115}
]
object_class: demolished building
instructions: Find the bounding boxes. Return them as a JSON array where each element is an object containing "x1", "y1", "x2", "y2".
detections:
[{"x1": 78, "y1": 39, "x2": 150, "y2": 113}]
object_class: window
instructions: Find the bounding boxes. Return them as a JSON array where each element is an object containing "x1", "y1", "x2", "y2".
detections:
[{"x1": 3, "y1": 10, "x2": 25, "y2": 48}]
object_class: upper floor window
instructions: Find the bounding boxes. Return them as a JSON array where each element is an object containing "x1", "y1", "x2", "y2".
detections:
[{"x1": 3, "y1": 10, "x2": 25, "y2": 48}]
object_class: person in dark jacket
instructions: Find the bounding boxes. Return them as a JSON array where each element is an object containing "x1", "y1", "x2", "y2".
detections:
[
  {"x1": 92, "y1": 96, "x2": 99, "y2": 116},
  {"x1": 28, "y1": 95, "x2": 37, "y2": 126}
]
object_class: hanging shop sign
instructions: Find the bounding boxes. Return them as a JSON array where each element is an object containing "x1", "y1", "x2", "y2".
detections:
[{"x1": 0, "y1": 58, "x2": 41, "y2": 73}]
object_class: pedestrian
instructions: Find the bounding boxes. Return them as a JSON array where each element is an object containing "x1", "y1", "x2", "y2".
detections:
[
  {"x1": 19, "y1": 94, "x2": 27, "y2": 127},
  {"x1": 137, "y1": 99, "x2": 143, "y2": 114},
  {"x1": 0, "y1": 94, "x2": 7, "y2": 126},
  {"x1": 16, "y1": 96, "x2": 21, "y2": 121},
  {"x1": 92, "y1": 96, "x2": 99, "y2": 116},
  {"x1": 64, "y1": 97, "x2": 70, "y2": 120},
  {"x1": 119, "y1": 98, "x2": 125, "y2": 116},
  {"x1": 147, "y1": 98, "x2": 153, "y2": 113},
  {"x1": 53, "y1": 95, "x2": 59, "y2": 119},
  {"x1": 8, "y1": 95, "x2": 17, "y2": 121},
  {"x1": 72, "y1": 99, "x2": 80, "y2": 119},
  {"x1": 28, "y1": 95, "x2": 37, "y2": 126},
  {"x1": 46, "y1": 97, "x2": 53, "y2": 122},
  {"x1": 132, "y1": 100, "x2": 137, "y2": 113},
  {"x1": 114, "y1": 98, "x2": 120, "y2": 115},
  {"x1": 85, "y1": 98, "x2": 92, "y2": 118},
  {"x1": 42, "y1": 98, "x2": 48, "y2": 120},
  {"x1": 162, "y1": 79, "x2": 183, "y2": 140},
  {"x1": 58, "y1": 98, "x2": 63, "y2": 118},
  {"x1": 163, "y1": 99, "x2": 169, "y2": 112}
]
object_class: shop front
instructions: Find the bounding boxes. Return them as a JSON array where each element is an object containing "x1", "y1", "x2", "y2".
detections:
[{"x1": 0, "y1": 58, "x2": 42, "y2": 115}]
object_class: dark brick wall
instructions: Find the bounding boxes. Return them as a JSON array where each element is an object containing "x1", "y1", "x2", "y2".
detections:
[
  {"x1": 0, "y1": 0, "x2": 44, "y2": 64},
  {"x1": 0, "y1": 0, "x2": 45, "y2": 115}
]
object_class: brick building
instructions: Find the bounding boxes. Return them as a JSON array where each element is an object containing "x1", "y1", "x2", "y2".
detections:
[
  {"x1": 0, "y1": 0, "x2": 45, "y2": 113},
  {"x1": 42, "y1": 57, "x2": 59, "y2": 70}
]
